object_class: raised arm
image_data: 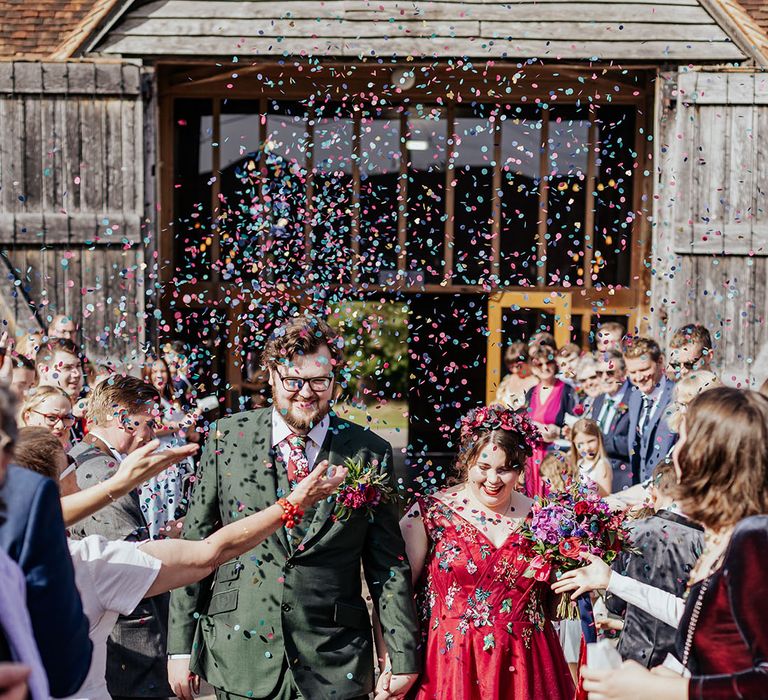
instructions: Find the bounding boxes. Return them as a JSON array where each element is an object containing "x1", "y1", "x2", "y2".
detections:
[
  {"x1": 62, "y1": 440, "x2": 198, "y2": 527},
  {"x1": 140, "y1": 460, "x2": 346, "y2": 597}
]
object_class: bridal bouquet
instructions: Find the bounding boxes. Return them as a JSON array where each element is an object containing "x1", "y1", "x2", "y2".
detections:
[
  {"x1": 333, "y1": 456, "x2": 393, "y2": 522},
  {"x1": 520, "y1": 481, "x2": 632, "y2": 618}
]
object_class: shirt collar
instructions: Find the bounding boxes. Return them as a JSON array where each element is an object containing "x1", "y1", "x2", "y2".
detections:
[
  {"x1": 92, "y1": 432, "x2": 124, "y2": 463},
  {"x1": 271, "y1": 409, "x2": 330, "y2": 448}
]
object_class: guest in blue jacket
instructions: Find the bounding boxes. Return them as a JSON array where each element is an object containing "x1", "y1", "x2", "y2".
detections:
[
  {"x1": 623, "y1": 337, "x2": 677, "y2": 483},
  {"x1": 0, "y1": 385, "x2": 92, "y2": 697}
]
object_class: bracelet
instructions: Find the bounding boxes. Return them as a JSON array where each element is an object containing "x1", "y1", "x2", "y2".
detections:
[{"x1": 277, "y1": 498, "x2": 304, "y2": 529}]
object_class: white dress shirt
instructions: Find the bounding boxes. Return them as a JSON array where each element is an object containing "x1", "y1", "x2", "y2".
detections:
[
  {"x1": 596, "y1": 381, "x2": 629, "y2": 432},
  {"x1": 271, "y1": 410, "x2": 330, "y2": 472}
]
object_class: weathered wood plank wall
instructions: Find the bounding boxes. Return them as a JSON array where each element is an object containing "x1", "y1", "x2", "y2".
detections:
[
  {"x1": 93, "y1": 0, "x2": 746, "y2": 61},
  {"x1": 652, "y1": 70, "x2": 768, "y2": 387},
  {"x1": 0, "y1": 61, "x2": 150, "y2": 363}
]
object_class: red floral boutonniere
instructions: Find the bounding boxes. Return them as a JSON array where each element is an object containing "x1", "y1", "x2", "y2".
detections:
[
  {"x1": 334, "y1": 456, "x2": 393, "y2": 522},
  {"x1": 616, "y1": 402, "x2": 629, "y2": 415},
  {"x1": 572, "y1": 404, "x2": 585, "y2": 417}
]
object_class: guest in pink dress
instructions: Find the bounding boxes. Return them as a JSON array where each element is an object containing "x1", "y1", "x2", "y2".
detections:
[{"x1": 524, "y1": 343, "x2": 577, "y2": 498}]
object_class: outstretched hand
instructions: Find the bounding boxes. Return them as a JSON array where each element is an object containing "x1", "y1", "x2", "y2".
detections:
[
  {"x1": 551, "y1": 553, "x2": 612, "y2": 599},
  {"x1": 113, "y1": 439, "x2": 199, "y2": 496},
  {"x1": 0, "y1": 332, "x2": 14, "y2": 385},
  {"x1": 288, "y1": 459, "x2": 347, "y2": 510}
]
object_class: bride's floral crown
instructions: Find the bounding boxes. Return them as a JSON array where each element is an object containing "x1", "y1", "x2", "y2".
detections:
[{"x1": 459, "y1": 404, "x2": 541, "y2": 457}]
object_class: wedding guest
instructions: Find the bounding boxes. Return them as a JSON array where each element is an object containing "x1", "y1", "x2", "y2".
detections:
[
  {"x1": 14, "y1": 426, "x2": 344, "y2": 700},
  {"x1": 595, "y1": 321, "x2": 625, "y2": 352},
  {"x1": 19, "y1": 386, "x2": 74, "y2": 448},
  {"x1": 604, "y1": 463, "x2": 703, "y2": 668},
  {"x1": 524, "y1": 343, "x2": 577, "y2": 497},
  {"x1": 568, "y1": 418, "x2": 612, "y2": 497},
  {"x1": 591, "y1": 350, "x2": 635, "y2": 491},
  {"x1": 666, "y1": 371, "x2": 721, "y2": 434},
  {"x1": 666, "y1": 324, "x2": 713, "y2": 380},
  {"x1": 539, "y1": 451, "x2": 574, "y2": 493},
  {"x1": 69, "y1": 376, "x2": 171, "y2": 700},
  {"x1": 554, "y1": 388, "x2": 768, "y2": 699},
  {"x1": 624, "y1": 337, "x2": 676, "y2": 483},
  {"x1": 46, "y1": 314, "x2": 76, "y2": 341},
  {"x1": 556, "y1": 343, "x2": 581, "y2": 385},
  {"x1": 168, "y1": 315, "x2": 420, "y2": 700},
  {"x1": 399, "y1": 405, "x2": 574, "y2": 699},
  {"x1": 574, "y1": 354, "x2": 602, "y2": 416},
  {"x1": 140, "y1": 357, "x2": 196, "y2": 537},
  {"x1": 9, "y1": 355, "x2": 36, "y2": 402},
  {"x1": 529, "y1": 330, "x2": 557, "y2": 348},
  {"x1": 35, "y1": 338, "x2": 85, "y2": 441},
  {"x1": 0, "y1": 385, "x2": 93, "y2": 697},
  {"x1": 0, "y1": 450, "x2": 49, "y2": 700},
  {"x1": 759, "y1": 376, "x2": 768, "y2": 397},
  {"x1": 495, "y1": 342, "x2": 537, "y2": 410}
]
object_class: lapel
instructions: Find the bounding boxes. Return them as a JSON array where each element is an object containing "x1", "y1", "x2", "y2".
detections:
[
  {"x1": 655, "y1": 509, "x2": 704, "y2": 532},
  {"x1": 296, "y1": 415, "x2": 354, "y2": 553},
  {"x1": 242, "y1": 408, "x2": 291, "y2": 556}
]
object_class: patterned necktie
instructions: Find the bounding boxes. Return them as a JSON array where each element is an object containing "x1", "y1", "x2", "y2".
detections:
[{"x1": 286, "y1": 433, "x2": 310, "y2": 483}]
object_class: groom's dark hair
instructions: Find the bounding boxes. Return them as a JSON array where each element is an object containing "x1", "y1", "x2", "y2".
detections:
[{"x1": 262, "y1": 315, "x2": 344, "y2": 371}]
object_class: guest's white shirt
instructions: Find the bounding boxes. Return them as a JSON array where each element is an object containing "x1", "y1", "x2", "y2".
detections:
[
  {"x1": 595, "y1": 380, "x2": 629, "y2": 431},
  {"x1": 606, "y1": 570, "x2": 684, "y2": 628},
  {"x1": 271, "y1": 410, "x2": 329, "y2": 471},
  {"x1": 65, "y1": 536, "x2": 161, "y2": 700},
  {"x1": 640, "y1": 382, "x2": 665, "y2": 425}
]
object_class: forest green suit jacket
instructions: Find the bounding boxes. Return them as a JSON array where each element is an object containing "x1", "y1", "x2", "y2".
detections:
[{"x1": 168, "y1": 408, "x2": 420, "y2": 699}]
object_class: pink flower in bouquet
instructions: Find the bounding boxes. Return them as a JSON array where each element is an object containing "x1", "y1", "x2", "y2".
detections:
[{"x1": 528, "y1": 555, "x2": 553, "y2": 582}]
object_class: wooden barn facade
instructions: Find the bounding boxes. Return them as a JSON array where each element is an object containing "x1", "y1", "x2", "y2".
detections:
[{"x1": 2, "y1": 0, "x2": 768, "y2": 458}]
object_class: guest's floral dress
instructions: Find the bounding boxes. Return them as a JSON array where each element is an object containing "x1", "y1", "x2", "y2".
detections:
[{"x1": 412, "y1": 496, "x2": 574, "y2": 700}]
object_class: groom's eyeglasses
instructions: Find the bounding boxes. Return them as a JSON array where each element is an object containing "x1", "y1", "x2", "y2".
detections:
[{"x1": 277, "y1": 373, "x2": 333, "y2": 393}]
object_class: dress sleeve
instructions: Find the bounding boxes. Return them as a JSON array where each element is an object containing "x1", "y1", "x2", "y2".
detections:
[
  {"x1": 688, "y1": 518, "x2": 768, "y2": 700},
  {"x1": 606, "y1": 572, "x2": 684, "y2": 628}
]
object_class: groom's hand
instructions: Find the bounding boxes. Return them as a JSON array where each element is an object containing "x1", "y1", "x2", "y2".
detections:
[
  {"x1": 374, "y1": 671, "x2": 418, "y2": 700},
  {"x1": 168, "y1": 658, "x2": 199, "y2": 700}
]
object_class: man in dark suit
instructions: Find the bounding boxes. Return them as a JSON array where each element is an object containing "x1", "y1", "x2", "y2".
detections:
[
  {"x1": 168, "y1": 315, "x2": 420, "y2": 700},
  {"x1": 0, "y1": 385, "x2": 92, "y2": 697},
  {"x1": 591, "y1": 349, "x2": 635, "y2": 492},
  {"x1": 606, "y1": 463, "x2": 703, "y2": 667},
  {"x1": 623, "y1": 338, "x2": 677, "y2": 483},
  {"x1": 69, "y1": 375, "x2": 171, "y2": 700}
]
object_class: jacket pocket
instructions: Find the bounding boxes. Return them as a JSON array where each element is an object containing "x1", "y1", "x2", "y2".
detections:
[
  {"x1": 333, "y1": 601, "x2": 370, "y2": 630},
  {"x1": 215, "y1": 560, "x2": 243, "y2": 583},
  {"x1": 208, "y1": 589, "x2": 239, "y2": 616}
]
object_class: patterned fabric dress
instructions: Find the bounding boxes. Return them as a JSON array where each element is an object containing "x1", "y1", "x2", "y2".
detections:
[{"x1": 412, "y1": 496, "x2": 574, "y2": 700}]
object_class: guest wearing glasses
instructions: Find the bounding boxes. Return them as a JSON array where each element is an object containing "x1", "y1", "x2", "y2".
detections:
[
  {"x1": 34, "y1": 338, "x2": 86, "y2": 441},
  {"x1": 591, "y1": 350, "x2": 635, "y2": 492},
  {"x1": 19, "y1": 386, "x2": 75, "y2": 448},
  {"x1": 523, "y1": 343, "x2": 577, "y2": 497},
  {"x1": 666, "y1": 324, "x2": 713, "y2": 381},
  {"x1": 574, "y1": 354, "x2": 603, "y2": 417}
]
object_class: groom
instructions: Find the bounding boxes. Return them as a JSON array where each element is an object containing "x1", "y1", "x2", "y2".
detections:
[{"x1": 167, "y1": 315, "x2": 420, "y2": 700}]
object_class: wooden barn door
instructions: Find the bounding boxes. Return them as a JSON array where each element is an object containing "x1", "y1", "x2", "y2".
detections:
[{"x1": 652, "y1": 70, "x2": 768, "y2": 387}]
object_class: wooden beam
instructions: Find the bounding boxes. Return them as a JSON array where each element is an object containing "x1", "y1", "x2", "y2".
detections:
[
  {"x1": 536, "y1": 111, "x2": 550, "y2": 287},
  {"x1": 490, "y1": 110, "x2": 502, "y2": 283},
  {"x1": 443, "y1": 102, "x2": 455, "y2": 284},
  {"x1": 583, "y1": 119, "x2": 598, "y2": 288}
]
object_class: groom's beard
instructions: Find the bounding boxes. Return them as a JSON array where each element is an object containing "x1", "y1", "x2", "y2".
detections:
[{"x1": 274, "y1": 392, "x2": 332, "y2": 432}]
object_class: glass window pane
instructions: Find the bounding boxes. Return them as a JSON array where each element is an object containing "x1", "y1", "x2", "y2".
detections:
[
  {"x1": 173, "y1": 99, "x2": 214, "y2": 281},
  {"x1": 546, "y1": 108, "x2": 590, "y2": 288},
  {"x1": 593, "y1": 106, "x2": 635, "y2": 288},
  {"x1": 406, "y1": 106, "x2": 447, "y2": 285},
  {"x1": 309, "y1": 104, "x2": 355, "y2": 285},
  {"x1": 264, "y1": 101, "x2": 309, "y2": 285},
  {"x1": 217, "y1": 100, "x2": 264, "y2": 283},
  {"x1": 452, "y1": 105, "x2": 494, "y2": 285},
  {"x1": 499, "y1": 105, "x2": 542, "y2": 287},
  {"x1": 359, "y1": 109, "x2": 401, "y2": 285}
]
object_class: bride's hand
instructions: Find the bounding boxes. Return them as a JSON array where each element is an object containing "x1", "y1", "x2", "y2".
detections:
[
  {"x1": 551, "y1": 553, "x2": 612, "y2": 599},
  {"x1": 287, "y1": 460, "x2": 347, "y2": 509}
]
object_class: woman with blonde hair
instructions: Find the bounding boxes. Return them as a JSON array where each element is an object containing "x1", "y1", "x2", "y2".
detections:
[
  {"x1": 495, "y1": 341, "x2": 538, "y2": 410},
  {"x1": 665, "y1": 370, "x2": 722, "y2": 434},
  {"x1": 567, "y1": 418, "x2": 612, "y2": 497},
  {"x1": 19, "y1": 386, "x2": 74, "y2": 448}
]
